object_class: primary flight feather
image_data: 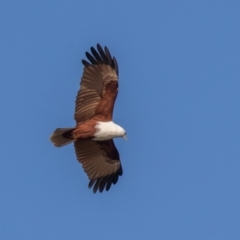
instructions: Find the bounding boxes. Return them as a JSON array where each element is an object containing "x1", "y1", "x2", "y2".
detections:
[{"x1": 50, "y1": 44, "x2": 126, "y2": 193}]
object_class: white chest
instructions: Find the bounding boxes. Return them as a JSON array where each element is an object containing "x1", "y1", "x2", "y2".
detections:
[{"x1": 93, "y1": 121, "x2": 125, "y2": 141}]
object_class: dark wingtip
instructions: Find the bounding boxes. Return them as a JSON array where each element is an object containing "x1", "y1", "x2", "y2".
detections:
[
  {"x1": 82, "y1": 59, "x2": 91, "y2": 67},
  {"x1": 85, "y1": 51, "x2": 98, "y2": 64},
  {"x1": 113, "y1": 57, "x2": 119, "y2": 75},
  {"x1": 104, "y1": 46, "x2": 113, "y2": 66},
  {"x1": 88, "y1": 169, "x2": 122, "y2": 193},
  {"x1": 82, "y1": 44, "x2": 119, "y2": 75},
  {"x1": 88, "y1": 179, "x2": 96, "y2": 189}
]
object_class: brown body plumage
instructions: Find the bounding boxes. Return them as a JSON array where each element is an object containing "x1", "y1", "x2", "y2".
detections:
[{"x1": 50, "y1": 44, "x2": 126, "y2": 193}]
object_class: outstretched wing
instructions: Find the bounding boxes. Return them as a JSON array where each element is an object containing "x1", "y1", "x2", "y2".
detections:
[
  {"x1": 74, "y1": 44, "x2": 119, "y2": 124},
  {"x1": 74, "y1": 139, "x2": 123, "y2": 193}
]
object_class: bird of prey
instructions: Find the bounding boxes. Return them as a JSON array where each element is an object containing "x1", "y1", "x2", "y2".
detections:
[{"x1": 50, "y1": 44, "x2": 126, "y2": 193}]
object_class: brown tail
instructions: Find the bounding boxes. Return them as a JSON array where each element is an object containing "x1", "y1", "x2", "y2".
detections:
[{"x1": 50, "y1": 128, "x2": 75, "y2": 147}]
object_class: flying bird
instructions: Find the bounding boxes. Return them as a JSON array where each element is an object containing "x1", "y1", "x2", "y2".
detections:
[{"x1": 50, "y1": 44, "x2": 126, "y2": 193}]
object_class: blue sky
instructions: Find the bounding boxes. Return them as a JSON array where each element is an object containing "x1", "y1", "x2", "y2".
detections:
[{"x1": 1, "y1": 1, "x2": 240, "y2": 239}]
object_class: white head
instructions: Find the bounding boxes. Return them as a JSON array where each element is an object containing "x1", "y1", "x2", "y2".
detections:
[
  {"x1": 116, "y1": 124, "x2": 127, "y2": 140},
  {"x1": 94, "y1": 121, "x2": 127, "y2": 141}
]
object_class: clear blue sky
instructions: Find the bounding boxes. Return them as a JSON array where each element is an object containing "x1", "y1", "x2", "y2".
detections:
[{"x1": 1, "y1": 1, "x2": 240, "y2": 239}]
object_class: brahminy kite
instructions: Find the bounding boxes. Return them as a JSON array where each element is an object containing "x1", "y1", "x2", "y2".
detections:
[{"x1": 50, "y1": 44, "x2": 126, "y2": 193}]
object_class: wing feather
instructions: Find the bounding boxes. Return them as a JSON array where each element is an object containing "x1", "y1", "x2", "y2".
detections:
[
  {"x1": 86, "y1": 51, "x2": 98, "y2": 64},
  {"x1": 104, "y1": 46, "x2": 114, "y2": 67},
  {"x1": 74, "y1": 139, "x2": 122, "y2": 193},
  {"x1": 90, "y1": 47, "x2": 102, "y2": 62},
  {"x1": 82, "y1": 59, "x2": 91, "y2": 66},
  {"x1": 97, "y1": 44, "x2": 108, "y2": 63},
  {"x1": 74, "y1": 44, "x2": 119, "y2": 124}
]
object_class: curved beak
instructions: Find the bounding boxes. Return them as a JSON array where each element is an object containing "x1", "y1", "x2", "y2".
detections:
[{"x1": 123, "y1": 134, "x2": 127, "y2": 141}]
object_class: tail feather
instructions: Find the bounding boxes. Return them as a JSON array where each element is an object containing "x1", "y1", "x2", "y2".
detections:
[{"x1": 50, "y1": 128, "x2": 75, "y2": 147}]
